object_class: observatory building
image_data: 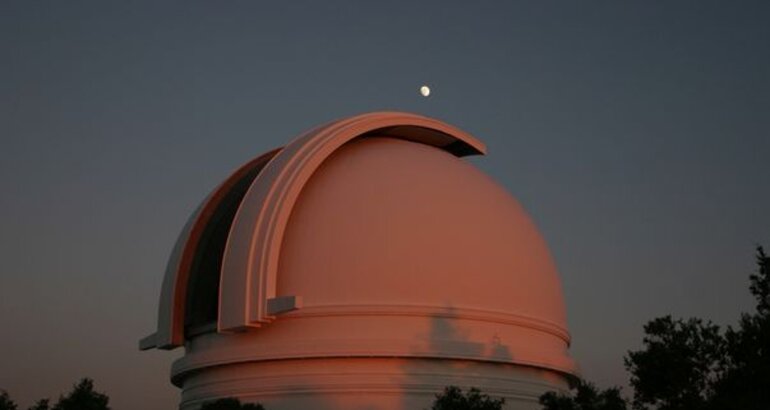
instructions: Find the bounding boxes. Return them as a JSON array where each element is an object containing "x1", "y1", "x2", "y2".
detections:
[{"x1": 141, "y1": 112, "x2": 578, "y2": 409}]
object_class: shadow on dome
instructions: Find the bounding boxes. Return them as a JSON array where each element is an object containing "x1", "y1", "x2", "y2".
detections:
[{"x1": 398, "y1": 305, "x2": 515, "y2": 410}]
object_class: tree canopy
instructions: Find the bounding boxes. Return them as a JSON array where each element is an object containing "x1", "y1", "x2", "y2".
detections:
[
  {"x1": 708, "y1": 246, "x2": 770, "y2": 409},
  {"x1": 540, "y1": 381, "x2": 626, "y2": 410},
  {"x1": 199, "y1": 398, "x2": 265, "y2": 410},
  {"x1": 624, "y1": 316, "x2": 722, "y2": 409},
  {"x1": 429, "y1": 386, "x2": 505, "y2": 410},
  {"x1": 26, "y1": 399, "x2": 50, "y2": 410},
  {"x1": 541, "y1": 246, "x2": 770, "y2": 410},
  {"x1": 51, "y1": 379, "x2": 109, "y2": 410},
  {"x1": 625, "y1": 246, "x2": 770, "y2": 410},
  {"x1": 0, "y1": 391, "x2": 17, "y2": 410}
]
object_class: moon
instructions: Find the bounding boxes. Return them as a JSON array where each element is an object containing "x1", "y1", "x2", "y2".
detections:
[{"x1": 420, "y1": 85, "x2": 430, "y2": 97}]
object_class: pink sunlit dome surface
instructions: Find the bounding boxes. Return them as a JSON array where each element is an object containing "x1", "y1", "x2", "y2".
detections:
[{"x1": 143, "y1": 112, "x2": 576, "y2": 410}]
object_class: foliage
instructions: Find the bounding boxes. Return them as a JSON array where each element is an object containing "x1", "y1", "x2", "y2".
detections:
[
  {"x1": 622, "y1": 246, "x2": 770, "y2": 410},
  {"x1": 709, "y1": 246, "x2": 770, "y2": 409},
  {"x1": 624, "y1": 316, "x2": 722, "y2": 410},
  {"x1": 0, "y1": 391, "x2": 18, "y2": 410},
  {"x1": 51, "y1": 379, "x2": 108, "y2": 410},
  {"x1": 429, "y1": 386, "x2": 504, "y2": 410},
  {"x1": 539, "y1": 381, "x2": 626, "y2": 410},
  {"x1": 199, "y1": 398, "x2": 265, "y2": 410},
  {"x1": 748, "y1": 246, "x2": 770, "y2": 315},
  {"x1": 541, "y1": 245, "x2": 770, "y2": 410},
  {"x1": 26, "y1": 399, "x2": 49, "y2": 410}
]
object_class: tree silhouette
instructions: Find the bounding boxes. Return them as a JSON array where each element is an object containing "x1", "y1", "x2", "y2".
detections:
[
  {"x1": 429, "y1": 386, "x2": 504, "y2": 410},
  {"x1": 0, "y1": 391, "x2": 17, "y2": 410},
  {"x1": 51, "y1": 379, "x2": 108, "y2": 410},
  {"x1": 199, "y1": 398, "x2": 264, "y2": 410},
  {"x1": 540, "y1": 245, "x2": 770, "y2": 410},
  {"x1": 539, "y1": 381, "x2": 626, "y2": 410},
  {"x1": 709, "y1": 246, "x2": 770, "y2": 409},
  {"x1": 624, "y1": 316, "x2": 722, "y2": 410},
  {"x1": 748, "y1": 246, "x2": 770, "y2": 314},
  {"x1": 26, "y1": 399, "x2": 49, "y2": 410},
  {"x1": 624, "y1": 246, "x2": 770, "y2": 410}
]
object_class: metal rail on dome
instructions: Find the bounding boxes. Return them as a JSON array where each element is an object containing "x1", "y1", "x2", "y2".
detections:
[{"x1": 217, "y1": 112, "x2": 486, "y2": 334}]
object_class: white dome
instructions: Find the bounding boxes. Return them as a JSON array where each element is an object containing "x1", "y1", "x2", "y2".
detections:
[{"x1": 141, "y1": 112, "x2": 577, "y2": 410}]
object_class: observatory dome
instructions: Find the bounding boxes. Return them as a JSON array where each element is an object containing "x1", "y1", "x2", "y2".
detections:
[{"x1": 141, "y1": 112, "x2": 577, "y2": 410}]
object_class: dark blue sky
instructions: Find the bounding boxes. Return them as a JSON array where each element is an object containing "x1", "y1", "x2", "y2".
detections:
[{"x1": 1, "y1": 2, "x2": 768, "y2": 409}]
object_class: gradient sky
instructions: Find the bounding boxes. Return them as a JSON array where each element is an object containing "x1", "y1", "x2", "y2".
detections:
[{"x1": 1, "y1": 2, "x2": 769, "y2": 409}]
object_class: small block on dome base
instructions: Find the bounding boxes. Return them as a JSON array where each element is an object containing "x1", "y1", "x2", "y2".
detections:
[
  {"x1": 139, "y1": 333, "x2": 157, "y2": 350},
  {"x1": 267, "y1": 295, "x2": 303, "y2": 315}
]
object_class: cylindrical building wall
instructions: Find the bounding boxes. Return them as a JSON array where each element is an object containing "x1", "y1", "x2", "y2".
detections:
[{"x1": 177, "y1": 356, "x2": 569, "y2": 410}]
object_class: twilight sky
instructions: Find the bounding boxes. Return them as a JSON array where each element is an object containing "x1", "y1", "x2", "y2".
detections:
[{"x1": 1, "y1": 2, "x2": 768, "y2": 409}]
